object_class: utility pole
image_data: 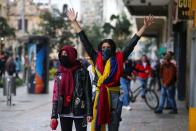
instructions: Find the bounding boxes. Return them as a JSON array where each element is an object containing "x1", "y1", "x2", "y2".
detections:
[
  {"x1": 21, "y1": 0, "x2": 25, "y2": 33},
  {"x1": 6, "y1": 0, "x2": 10, "y2": 19}
]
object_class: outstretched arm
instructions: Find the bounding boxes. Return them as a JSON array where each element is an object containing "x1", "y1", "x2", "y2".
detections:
[
  {"x1": 123, "y1": 15, "x2": 154, "y2": 60},
  {"x1": 66, "y1": 8, "x2": 82, "y2": 33},
  {"x1": 67, "y1": 9, "x2": 97, "y2": 62}
]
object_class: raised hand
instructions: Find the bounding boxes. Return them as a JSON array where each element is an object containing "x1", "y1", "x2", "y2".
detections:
[
  {"x1": 144, "y1": 15, "x2": 154, "y2": 28},
  {"x1": 136, "y1": 14, "x2": 154, "y2": 36},
  {"x1": 87, "y1": 116, "x2": 93, "y2": 122},
  {"x1": 66, "y1": 8, "x2": 78, "y2": 22},
  {"x1": 66, "y1": 8, "x2": 82, "y2": 33}
]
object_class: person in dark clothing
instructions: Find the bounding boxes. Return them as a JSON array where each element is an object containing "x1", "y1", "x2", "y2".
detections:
[
  {"x1": 67, "y1": 8, "x2": 154, "y2": 131},
  {"x1": 120, "y1": 59, "x2": 135, "y2": 110},
  {"x1": 149, "y1": 58, "x2": 161, "y2": 91},
  {"x1": 5, "y1": 54, "x2": 16, "y2": 76},
  {"x1": 50, "y1": 46, "x2": 93, "y2": 131},
  {"x1": 0, "y1": 51, "x2": 7, "y2": 77}
]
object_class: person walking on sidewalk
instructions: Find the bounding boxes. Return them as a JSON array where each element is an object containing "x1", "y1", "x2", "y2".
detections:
[
  {"x1": 5, "y1": 53, "x2": 16, "y2": 76},
  {"x1": 155, "y1": 53, "x2": 177, "y2": 114},
  {"x1": 50, "y1": 46, "x2": 93, "y2": 131},
  {"x1": 67, "y1": 8, "x2": 154, "y2": 131}
]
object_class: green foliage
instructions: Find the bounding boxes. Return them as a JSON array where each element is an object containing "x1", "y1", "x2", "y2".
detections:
[
  {"x1": 39, "y1": 9, "x2": 75, "y2": 48},
  {"x1": 0, "y1": 17, "x2": 15, "y2": 38},
  {"x1": 15, "y1": 78, "x2": 24, "y2": 87},
  {"x1": 102, "y1": 23, "x2": 114, "y2": 34},
  {"x1": 0, "y1": 77, "x2": 24, "y2": 88},
  {"x1": 103, "y1": 14, "x2": 132, "y2": 49},
  {"x1": 49, "y1": 67, "x2": 57, "y2": 80},
  {"x1": 83, "y1": 25, "x2": 104, "y2": 49}
]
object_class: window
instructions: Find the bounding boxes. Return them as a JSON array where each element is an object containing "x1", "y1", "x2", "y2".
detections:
[{"x1": 18, "y1": 19, "x2": 28, "y2": 31}]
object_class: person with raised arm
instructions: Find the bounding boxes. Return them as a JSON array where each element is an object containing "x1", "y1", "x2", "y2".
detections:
[{"x1": 67, "y1": 8, "x2": 154, "y2": 131}]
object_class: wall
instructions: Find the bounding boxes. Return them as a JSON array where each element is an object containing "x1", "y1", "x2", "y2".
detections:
[
  {"x1": 8, "y1": 0, "x2": 43, "y2": 35},
  {"x1": 0, "y1": 0, "x2": 7, "y2": 18}
]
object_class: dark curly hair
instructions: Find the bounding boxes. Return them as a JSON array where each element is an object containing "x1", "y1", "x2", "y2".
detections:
[{"x1": 98, "y1": 39, "x2": 116, "y2": 55}]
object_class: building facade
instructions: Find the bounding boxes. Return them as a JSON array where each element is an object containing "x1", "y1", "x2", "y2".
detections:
[
  {"x1": 8, "y1": 0, "x2": 45, "y2": 37},
  {"x1": 0, "y1": 0, "x2": 8, "y2": 18}
]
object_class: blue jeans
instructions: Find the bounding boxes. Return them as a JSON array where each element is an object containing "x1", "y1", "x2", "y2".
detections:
[
  {"x1": 166, "y1": 96, "x2": 173, "y2": 108},
  {"x1": 138, "y1": 78, "x2": 147, "y2": 97},
  {"x1": 120, "y1": 77, "x2": 130, "y2": 106},
  {"x1": 157, "y1": 85, "x2": 177, "y2": 111}
]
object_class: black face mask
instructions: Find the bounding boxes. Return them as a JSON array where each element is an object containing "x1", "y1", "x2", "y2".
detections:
[
  {"x1": 59, "y1": 56, "x2": 71, "y2": 68},
  {"x1": 102, "y1": 48, "x2": 112, "y2": 61}
]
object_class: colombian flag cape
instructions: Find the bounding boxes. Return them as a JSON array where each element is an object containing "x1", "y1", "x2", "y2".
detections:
[{"x1": 91, "y1": 52, "x2": 124, "y2": 131}]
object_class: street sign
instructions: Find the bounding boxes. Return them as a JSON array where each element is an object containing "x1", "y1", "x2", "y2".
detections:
[
  {"x1": 178, "y1": 0, "x2": 193, "y2": 19},
  {"x1": 192, "y1": 0, "x2": 196, "y2": 27}
]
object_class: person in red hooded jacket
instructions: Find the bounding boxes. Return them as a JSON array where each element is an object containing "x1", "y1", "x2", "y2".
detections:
[{"x1": 50, "y1": 46, "x2": 93, "y2": 131}]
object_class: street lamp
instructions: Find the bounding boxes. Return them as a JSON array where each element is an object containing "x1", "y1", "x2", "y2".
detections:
[
  {"x1": 1, "y1": 37, "x2": 4, "y2": 41},
  {"x1": 0, "y1": 37, "x2": 4, "y2": 54}
]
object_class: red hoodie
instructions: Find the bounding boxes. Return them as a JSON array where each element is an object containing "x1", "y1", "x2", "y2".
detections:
[{"x1": 135, "y1": 62, "x2": 151, "y2": 79}]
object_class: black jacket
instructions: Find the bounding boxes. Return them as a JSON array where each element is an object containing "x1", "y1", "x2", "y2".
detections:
[
  {"x1": 78, "y1": 30, "x2": 140, "y2": 63},
  {"x1": 51, "y1": 67, "x2": 92, "y2": 119},
  {"x1": 78, "y1": 30, "x2": 140, "y2": 86}
]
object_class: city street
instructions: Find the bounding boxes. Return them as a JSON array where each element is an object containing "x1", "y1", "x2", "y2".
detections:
[
  {"x1": 0, "y1": 0, "x2": 195, "y2": 130},
  {"x1": 0, "y1": 80, "x2": 188, "y2": 131}
]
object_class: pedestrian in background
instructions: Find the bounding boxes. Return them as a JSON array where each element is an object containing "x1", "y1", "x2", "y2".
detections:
[
  {"x1": 0, "y1": 51, "x2": 7, "y2": 78},
  {"x1": 135, "y1": 55, "x2": 151, "y2": 98},
  {"x1": 149, "y1": 58, "x2": 161, "y2": 91},
  {"x1": 155, "y1": 53, "x2": 177, "y2": 114},
  {"x1": 23, "y1": 55, "x2": 29, "y2": 83},
  {"x1": 5, "y1": 53, "x2": 16, "y2": 76},
  {"x1": 15, "y1": 56, "x2": 21, "y2": 78},
  {"x1": 120, "y1": 59, "x2": 135, "y2": 110}
]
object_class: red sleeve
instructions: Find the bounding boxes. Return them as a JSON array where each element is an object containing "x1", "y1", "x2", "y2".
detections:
[
  {"x1": 135, "y1": 64, "x2": 141, "y2": 71},
  {"x1": 52, "y1": 78, "x2": 58, "y2": 102}
]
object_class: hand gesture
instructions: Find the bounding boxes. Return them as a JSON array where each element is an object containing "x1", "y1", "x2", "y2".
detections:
[
  {"x1": 145, "y1": 70, "x2": 149, "y2": 74},
  {"x1": 67, "y1": 8, "x2": 78, "y2": 22},
  {"x1": 144, "y1": 15, "x2": 154, "y2": 28},
  {"x1": 87, "y1": 116, "x2": 93, "y2": 122}
]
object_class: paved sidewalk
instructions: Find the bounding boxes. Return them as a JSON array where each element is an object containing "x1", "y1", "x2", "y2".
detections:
[{"x1": 0, "y1": 81, "x2": 188, "y2": 131}]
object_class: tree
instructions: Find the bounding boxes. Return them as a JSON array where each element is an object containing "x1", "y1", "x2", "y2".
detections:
[
  {"x1": 39, "y1": 9, "x2": 74, "y2": 48},
  {"x1": 0, "y1": 17, "x2": 15, "y2": 38},
  {"x1": 102, "y1": 14, "x2": 132, "y2": 49},
  {"x1": 83, "y1": 24, "x2": 104, "y2": 49}
]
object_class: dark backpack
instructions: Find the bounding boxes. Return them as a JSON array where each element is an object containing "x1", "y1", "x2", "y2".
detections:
[{"x1": 7, "y1": 60, "x2": 16, "y2": 75}]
